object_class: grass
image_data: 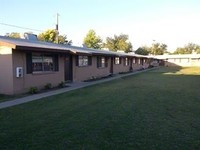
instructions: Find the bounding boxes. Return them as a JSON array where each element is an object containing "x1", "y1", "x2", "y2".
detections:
[
  {"x1": 0, "y1": 67, "x2": 200, "y2": 149},
  {"x1": 0, "y1": 94, "x2": 23, "y2": 103},
  {"x1": 0, "y1": 94, "x2": 9, "y2": 102},
  {"x1": 0, "y1": 86, "x2": 68, "y2": 103}
]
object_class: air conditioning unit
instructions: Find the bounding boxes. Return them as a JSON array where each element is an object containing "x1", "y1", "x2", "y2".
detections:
[{"x1": 16, "y1": 67, "x2": 23, "y2": 78}]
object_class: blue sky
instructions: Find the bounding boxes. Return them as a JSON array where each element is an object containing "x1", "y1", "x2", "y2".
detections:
[{"x1": 1, "y1": 0, "x2": 200, "y2": 51}]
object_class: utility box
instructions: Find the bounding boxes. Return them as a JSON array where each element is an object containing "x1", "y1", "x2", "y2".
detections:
[{"x1": 16, "y1": 67, "x2": 23, "y2": 78}]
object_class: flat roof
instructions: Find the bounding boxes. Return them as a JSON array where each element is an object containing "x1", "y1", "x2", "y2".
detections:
[{"x1": 155, "y1": 54, "x2": 200, "y2": 59}]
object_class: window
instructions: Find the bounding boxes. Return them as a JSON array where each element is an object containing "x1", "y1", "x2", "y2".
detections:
[
  {"x1": 124, "y1": 58, "x2": 129, "y2": 66},
  {"x1": 97, "y1": 57, "x2": 107, "y2": 68},
  {"x1": 133, "y1": 58, "x2": 136, "y2": 64},
  {"x1": 76, "y1": 55, "x2": 92, "y2": 66},
  {"x1": 138, "y1": 58, "x2": 141, "y2": 64},
  {"x1": 115, "y1": 57, "x2": 120, "y2": 64},
  {"x1": 78, "y1": 56, "x2": 88, "y2": 66},
  {"x1": 26, "y1": 53, "x2": 59, "y2": 74}
]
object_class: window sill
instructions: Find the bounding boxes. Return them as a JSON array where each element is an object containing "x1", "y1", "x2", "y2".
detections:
[
  {"x1": 32, "y1": 71, "x2": 57, "y2": 75},
  {"x1": 77, "y1": 65, "x2": 91, "y2": 67}
]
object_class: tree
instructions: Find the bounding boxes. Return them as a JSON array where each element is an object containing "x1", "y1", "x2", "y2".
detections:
[
  {"x1": 173, "y1": 43, "x2": 200, "y2": 54},
  {"x1": 135, "y1": 46, "x2": 150, "y2": 55},
  {"x1": 173, "y1": 47, "x2": 187, "y2": 54},
  {"x1": 5, "y1": 32, "x2": 21, "y2": 38},
  {"x1": 185, "y1": 43, "x2": 199, "y2": 54},
  {"x1": 150, "y1": 43, "x2": 167, "y2": 55},
  {"x1": 196, "y1": 48, "x2": 200, "y2": 54},
  {"x1": 160, "y1": 43, "x2": 168, "y2": 52},
  {"x1": 38, "y1": 29, "x2": 56, "y2": 43},
  {"x1": 38, "y1": 29, "x2": 72, "y2": 45},
  {"x1": 104, "y1": 34, "x2": 132, "y2": 53},
  {"x1": 83, "y1": 29, "x2": 102, "y2": 49},
  {"x1": 58, "y1": 35, "x2": 72, "y2": 45}
]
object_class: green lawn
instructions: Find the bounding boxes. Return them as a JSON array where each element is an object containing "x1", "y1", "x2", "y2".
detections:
[
  {"x1": 0, "y1": 94, "x2": 9, "y2": 102},
  {"x1": 0, "y1": 94, "x2": 27, "y2": 103},
  {"x1": 1, "y1": 67, "x2": 200, "y2": 150}
]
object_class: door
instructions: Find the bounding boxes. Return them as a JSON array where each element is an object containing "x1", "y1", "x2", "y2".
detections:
[
  {"x1": 130, "y1": 58, "x2": 133, "y2": 71},
  {"x1": 65, "y1": 54, "x2": 73, "y2": 82},
  {"x1": 110, "y1": 57, "x2": 114, "y2": 74}
]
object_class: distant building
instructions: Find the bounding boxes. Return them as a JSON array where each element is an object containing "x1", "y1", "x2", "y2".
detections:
[{"x1": 155, "y1": 54, "x2": 200, "y2": 67}]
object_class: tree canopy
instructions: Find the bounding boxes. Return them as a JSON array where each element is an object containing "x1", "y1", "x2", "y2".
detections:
[
  {"x1": 5, "y1": 32, "x2": 21, "y2": 38},
  {"x1": 38, "y1": 29, "x2": 72, "y2": 45},
  {"x1": 58, "y1": 35, "x2": 72, "y2": 45},
  {"x1": 38, "y1": 29, "x2": 56, "y2": 43},
  {"x1": 173, "y1": 43, "x2": 200, "y2": 54},
  {"x1": 135, "y1": 46, "x2": 150, "y2": 55},
  {"x1": 104, "y1": 34, "x2": 132, "y2": 53},
  {"x1": 135, "y1": 43, "x2": 168, "y2": 55},
  {"x1": 83, "y1": 29, "x2": 102, "y2": 49},
  {"x1": 150, "y1": 43, "x2": 168, "y2": 55}
]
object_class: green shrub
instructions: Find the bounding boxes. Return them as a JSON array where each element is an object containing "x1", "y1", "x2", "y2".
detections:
[
  {"x1": 44, "y1": 83, "x2": 52, "y2": 90},
  {"x1": 58, "y1": 81, "x2": 65, "y2": 88},
  {"x1": 29, "y1": 87, "x2": 38, "y2": 94},
  {"x1": 148, "y1": 65, "x2": 154, "y2": 68}
]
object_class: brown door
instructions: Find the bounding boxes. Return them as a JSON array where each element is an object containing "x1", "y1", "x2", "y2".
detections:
[
  {"x1": 130, "y1": 58, "x2": 133, "y2": 71},
  {"x1": 65, "y1": 54, "x2": 73, "y2": 82},
  {"x1": 110, "y1": 57, "x2": 114, "y2": 74}
]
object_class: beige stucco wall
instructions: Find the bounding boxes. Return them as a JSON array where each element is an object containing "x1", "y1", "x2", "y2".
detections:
[
  {"x1": 142, "y1": 59, "x2": 150, "y2": 69},
  {"x1": 0, "y1": 46, "x2": 14, "y2": 95},
  {"x1": 112, "y1": 57, "x2": 150, "y2": 73},
  {"x1": 113, "y1": 58, "x2": 131, "y2": 74},
  {"x1": 12, "y1": 50, "x2": 65, "y2": 94},
  {"x1": 150, "y1": 59, "x2": 159, "y2": 67},
  {"x1": 190, "y1": 59, "x2": 200, "y2": 66},
  {"x1": 72, "y1": 56, "x2": 149, "y2": 81},
  {"x1": 132, "y1": 63, "x2": 143, "y2": 70},
  {"x1": 73, "y1": 56, "x2": 111, "y2": 81}
]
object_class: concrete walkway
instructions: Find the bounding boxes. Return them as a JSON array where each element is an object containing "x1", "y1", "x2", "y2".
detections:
[{"x1": 0, "y1": 67, "x2": 158, "y2": 109}]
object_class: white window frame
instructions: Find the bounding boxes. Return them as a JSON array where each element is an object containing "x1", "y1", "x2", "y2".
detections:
[
  {"x1": 125, "y1": 58, "x2": 129, "y2": 66},
  {"x1": 78, "y1": 56, "x2": 88, "y2": 66},
  {"x1": 32, "y1": 53, "x2": 55, "y2": 72},
  {"x1": 138, "y1": 58, "x2": 141, "y2": 64},
  {"x1": 133, "y1": 58, "x2": 136, "y2": 64},
  {"x1": 115, "y1": 57, "x2": 120, "y2": 64},
  {"x1": 97, "y1": 57, "x2": 106, "y2": 68},
  {"x1": 100, "y1": 57, "x2": 106, "y2": 68}
]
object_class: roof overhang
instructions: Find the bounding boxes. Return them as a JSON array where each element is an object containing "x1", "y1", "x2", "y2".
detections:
[
  {"x1": 70, "y1": 50, "x2": 92, "y2": 56},
  {"x1": 91, "y1": 52, "x2": 116, "y2": 57},
  {"x1": 15, "y1": 45, "x2": 72, "y2": 53}
]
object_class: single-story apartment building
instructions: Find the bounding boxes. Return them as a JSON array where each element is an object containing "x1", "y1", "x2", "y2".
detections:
[
  {"x1": 0, "y1": 35, "x2": 155, "y2": 95},
  {"x1": 155, "y1": 54, "x2": 200, "y2": 67}
]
